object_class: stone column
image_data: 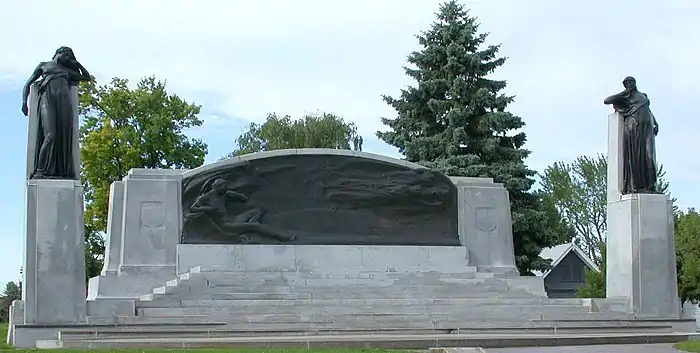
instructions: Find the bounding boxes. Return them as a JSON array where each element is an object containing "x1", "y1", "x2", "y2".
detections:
[
  {"x1": 606, "y1": 193, "x2": 679, "y2": 318},
  {"x1": 22, "y1": 180, "x2": 87, "y2": 324},
  {"x1": 86, "y1": 169, "x2": 183, "y2": 307},
  {"x1": 21, "y1": 82, "x2": 86, "y2": 325},
  {"x1": 100, "y1": 181, "x2": 125, "y2": 276},
  {"x1": 607, "y1": 112, "x2": 624, "y2": 203},
  {"x1": 451, "y1": 177, "x2": 519, "y2": 276},
  {"x1": 118, "y1": 169, "x2": 181, "y2": 275},
  {"x1": 605, "y1": 112, "x2": 679, "y2": 318}
]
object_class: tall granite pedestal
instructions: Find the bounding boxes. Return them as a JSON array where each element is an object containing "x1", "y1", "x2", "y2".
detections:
[
  {"x1": 10, "y1": 83, "x2": 87, "y2": 348},
  {"x1": 605, "y1": 112, "x2": 679, "y2": 319},
  {"x1": 22, "y1": 179, "x2": 87, "y2": 324}
]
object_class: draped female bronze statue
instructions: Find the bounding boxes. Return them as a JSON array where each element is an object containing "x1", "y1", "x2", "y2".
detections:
[
  {"x1": 21, "y1": 47, "x2": 92, "y2": 180},
  {"x1": 604, "y1": 76, "x2": 659, "y2": 194}
]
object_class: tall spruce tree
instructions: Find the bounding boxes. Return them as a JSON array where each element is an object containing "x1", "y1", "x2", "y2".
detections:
[{"x1": 377, "y1": 1, "x2": 556, "y2": 274}]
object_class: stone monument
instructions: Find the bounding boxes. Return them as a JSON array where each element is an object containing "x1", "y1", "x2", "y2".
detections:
[
  {"x1": 604, "y1": 76, "x2": 679, "y2": 318},
  {"x1": 7, "y1": 67, "x2": 696, "y2": 347},
  {"x1": 17, "y1": 47, "x2": 92, "y2": 327},
  {"x1": 10, "y1": 148, "x2": 697, "y2": 349}
]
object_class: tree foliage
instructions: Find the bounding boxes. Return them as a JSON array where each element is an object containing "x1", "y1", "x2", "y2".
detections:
[
  {"x1": 541, "y1": 153, "x2": 680, "y2": 297},
  {"x1": 539, "y1": 154, "x2": 607, "y2": 265},
  {"x1": 376, "y1": 1, "x2": 557, "y2": 274},
  {"x1": 78, "y1": 76, "x2": 208, "y2": 278},
  {"x1": 225, "y1": 112, "x2": 363, "y2": 158},
  {"x1": 576, "y1": 244, "x2": 606, "y2": 298},
  {"x1": 539, "y1": 155, "x2": 675, "y2": 266},
  {"x1": 0, "y1": 281, "x2": 21, "y2": 322},
  {"x1": 675, "y1": 208, "x2": 700, "y2": 303}
]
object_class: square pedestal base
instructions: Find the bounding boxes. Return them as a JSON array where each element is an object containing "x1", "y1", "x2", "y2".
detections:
[
  {"x1": 23, "y1": 179, "x2": 87, "y2": 325},
  {"x1": 606, "y1": 193, "x2": 679, "y2": 318}
]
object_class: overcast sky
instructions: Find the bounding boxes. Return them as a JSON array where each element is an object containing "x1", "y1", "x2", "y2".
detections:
[{"x1": 0, "y1": 0, "x2": 698, "y2": 286}]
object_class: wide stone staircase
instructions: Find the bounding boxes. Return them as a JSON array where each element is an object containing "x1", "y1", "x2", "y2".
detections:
[
  {"x1": 129, "y1": 265, "x2": 634, "y2": 330},
  {"x1": 38, "y1": 244, "x2": 697, "y2": 349}
]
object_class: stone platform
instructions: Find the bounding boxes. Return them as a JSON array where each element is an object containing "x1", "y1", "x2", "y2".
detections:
[
  {"x1": 11, "y1": 244, "x2": 696, "y2": 348},
  {"x1": 35, "y1": 332, "x2": 700, "y2": 350},
  {"x1": 10, "y1": 149, "x2": 695, "y2": 348}
]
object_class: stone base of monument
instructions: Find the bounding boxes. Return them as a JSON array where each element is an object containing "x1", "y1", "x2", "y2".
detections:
[
  {"x1": 11, "y1": 244, "x2": 696, "y2": 348},
  {"x1": 9, "y1": 151, "x2": 697, "y2": 349},
  {"x1": 22, "y1": 180, "x2": 87, "y2": 325},
  {"x1": 607, "y1": 193, "x2": 680, "y2": 318},
  {"x1": 11, "y1": 246, "x2": 697, "y2": 349}
]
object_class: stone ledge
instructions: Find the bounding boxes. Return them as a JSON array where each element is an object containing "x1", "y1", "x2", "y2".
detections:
[{"x1": 47, "y1": 332, "x2": 700, "y2": 350}]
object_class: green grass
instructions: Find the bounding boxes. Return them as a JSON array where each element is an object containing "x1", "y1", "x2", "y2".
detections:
[
  {"x1": 0, "y1": 324, "x2": 404, "y2": 352},
  {"x1": 0, "y1": 323, "x2": 8, "y2": 349},
  {"x1": 675, "y1": 341, "x2": 700, "y2": 352}
]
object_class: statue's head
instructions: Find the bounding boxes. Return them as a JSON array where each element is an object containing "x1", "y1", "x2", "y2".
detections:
[
  {"x1": 53, "y1": 46, "x2": 76, "y2": 65},
  {"x1": 622, "y1": 76, "x2": 637, "y2": 91},
  {"x1": 212, "y1": 178, "x2": 228, "y2": 191}
]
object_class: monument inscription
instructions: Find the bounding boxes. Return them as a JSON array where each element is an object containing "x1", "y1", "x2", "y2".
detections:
[{"x1": 181, "y1": 154, "x2": 460, "y2": 246}]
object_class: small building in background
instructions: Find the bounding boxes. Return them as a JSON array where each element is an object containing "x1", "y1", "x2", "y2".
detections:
[{"x1": 535, "y1": 242, "x2": 600, "y2": 298}]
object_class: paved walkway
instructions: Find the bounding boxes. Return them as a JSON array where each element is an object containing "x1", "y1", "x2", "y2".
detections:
[{"x1": 490, "y1": 344, "x2": 683, "y2": 353}]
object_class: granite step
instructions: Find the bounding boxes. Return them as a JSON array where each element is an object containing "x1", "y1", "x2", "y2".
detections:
[
  {"x1": 46, "y1": 331, "x2": 700, "y2": 349},
  {"x1": 135, "y1": 297, "x2": 593, "y2": 308},
  {"x1": 189, "y1": 265, "x2": 482, "y2": 275},
  {"x1": 136, "y1": 306, "x2": 623, "y2": 323},
  {"x1": 177, "y1": 270, "x2": 493, "y2": 283},
  {"x1": 159, "y1": 277, "x2": 522, "y2": 291},
  {"x1": 139, "y1": 290, "x2": 541, "y2": 301},
  {"x1": 57, "y1": 320, "x2": 680, "y2": 340},
  {"x1": 86, "y1": 315, "x2": 226, "y2": 325},
  {"x1": 149, "y1": 282, "x2": 534, "y2": 294},
  {"x1": 87, "y1": 314, "x2": 639, "y2": 333}
]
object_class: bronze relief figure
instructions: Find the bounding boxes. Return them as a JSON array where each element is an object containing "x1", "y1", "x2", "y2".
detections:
[
  {"x1": 21, "y1": 46, "x2": 92, "y2": 180},
  {"x1": 604, "y1": 76, "x2": 659, "y2": 194}
]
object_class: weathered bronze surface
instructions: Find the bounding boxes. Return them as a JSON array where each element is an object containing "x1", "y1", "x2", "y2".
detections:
[{"x1": 181, "y1": 154, "x2": 460, "y2": 245}]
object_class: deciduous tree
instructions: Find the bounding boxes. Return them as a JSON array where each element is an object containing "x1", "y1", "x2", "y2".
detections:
[
  {"x1": 675, "y1": 208, "x2": 700, "y2": 303},
  {"x1": 576, "y1": 244, "x2": 606, "y2": 298},
  {"x1": 539, "y1": 155, "x2": 675, "y2": 266},
  {"x1": 225, "y1": 112, "x2": 363, "y2": 158},
  {"x1": 78, "y1": 76, "x2": 208, "y2": 278},
  {"x1": 539, "y1": 155, "x2": 607, "y2": 264}
]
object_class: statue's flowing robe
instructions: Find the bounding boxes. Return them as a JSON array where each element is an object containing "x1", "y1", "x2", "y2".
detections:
[
  {"x1": 31, "y1": 65, "x2": 77, "y2": 179},
  {"x1": 609, "y1": 90, "x2": 657, "y2": 194}
]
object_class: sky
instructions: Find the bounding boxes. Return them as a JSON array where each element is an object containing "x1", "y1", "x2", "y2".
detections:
[{"x1": 0, "y1": 0, "x2": 698, "y2": 287}]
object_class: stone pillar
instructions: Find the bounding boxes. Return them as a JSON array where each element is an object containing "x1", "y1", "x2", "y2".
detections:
[
  {"x1": 22, "y1": 180, "x2": 87, "y2": 324},
  {"x1": 86, "y1": 169, "x2": 183, "y2": 308},
  {"x1": 607, "y1": 112, "x2": 624, "y2": 203},
  {"x1": 606, "y1": 111, "x2": 679, "y2": 318},
  {"x1": 451, "y1": 177, "x2": 519, "y2": 276},
  {"x1": 26, "y1": 85, "x2": 80, "y2": 180},
  {"x1": 606, "y1": 193, "x2": 679, "y2": 318},
  {"x1": 118, "y1": 169, "x2": 182, "y2": 275},
  {"x1": 100, "y1": 181, "x2": 125, "y2": 276}
]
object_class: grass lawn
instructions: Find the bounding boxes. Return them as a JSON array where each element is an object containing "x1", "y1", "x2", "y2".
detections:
[
  {"x1": 0, "y1": 323, "x2": 408, "y2": 353},
  {"x1": 675, "y1": 341, "x2": 700, "y2": 352},
  {"x1": 673, "y1": 341, "x2": 700, "y2": 353},
  {"x1": 0, "y1": 323, "x2": 8, "y2": 349}
]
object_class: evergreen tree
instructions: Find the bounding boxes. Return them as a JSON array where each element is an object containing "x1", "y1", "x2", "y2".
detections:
[
  {"x1": 0, "y1": 281, "x2": 21, "y2": 322},
  {"x1": 377, "y1": 1, "x2": 556, "y2": 273}
]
